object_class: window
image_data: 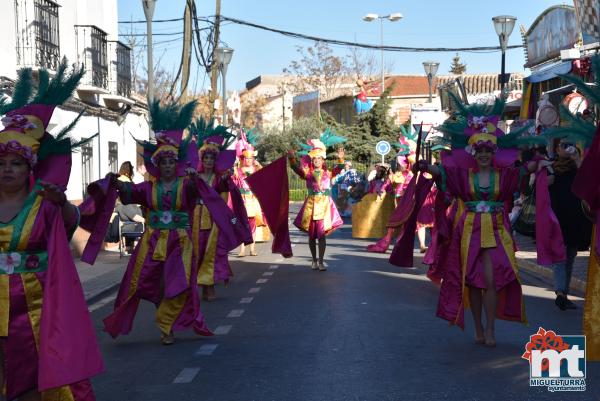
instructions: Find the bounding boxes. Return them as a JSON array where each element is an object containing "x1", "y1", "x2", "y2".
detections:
[
  {"x1": 90, "y1": 26, "x2": 108, "y2": 89},
  {"x1": 33, "y1": 0, "x2": 60, "y2": 70},
  {"x1": 81, "y1": 141, "x2": 94, "y2": 198},
  {"x1": 115, "y1": 42, "x2": 132, "y2": 97},
  {"x1": 108, "y1": 141, "x2": 118, "y2": 173}
]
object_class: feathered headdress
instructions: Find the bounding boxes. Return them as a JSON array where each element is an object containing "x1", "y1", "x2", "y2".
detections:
[
  {"x1": 434, "y1": 92, "x2": 544, "y2": 167},
  {"x1": 543, "y1": 56, "x2": 600, "y2": 147},
  {"x1": 135, "y1": 99, "x2": 197, "y2": 178},
  {"x1": 235, "y1": 128, "x2": 259, "y2": 159},
  {"x1": 189, "y1": 117, "x2": 236, "y2": 172},
  {"x1": 394, "y1": 125, "x2": 418, "y2": 156},
  {"x1": 0, "y1": 59, "x2": 91, "y2": 186},
  {"x1": 297, "y1": 127, "x2": 346, "y2": 159}
]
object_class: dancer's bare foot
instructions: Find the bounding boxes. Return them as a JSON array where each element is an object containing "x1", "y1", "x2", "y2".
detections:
[
  {"x1": 484, "y1": 328, "x2": 496, "y2": 347},
  {"x1": 474, "y1": 325, "x2": 485, "y2": 345}
]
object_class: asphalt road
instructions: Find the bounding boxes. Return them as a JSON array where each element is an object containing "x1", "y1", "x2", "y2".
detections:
[{"x1": 89, "y1": 218, "x2": 598, "y2": 401}]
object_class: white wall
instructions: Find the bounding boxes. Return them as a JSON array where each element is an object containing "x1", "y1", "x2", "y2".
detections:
[{"x1": 48, "y1": 109, "x2": 148, "y2": 201}]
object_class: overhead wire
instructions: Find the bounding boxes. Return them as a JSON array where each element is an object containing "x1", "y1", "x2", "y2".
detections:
[{"x1": 119, "y1": 15, "x2": 521, "y2": 53}]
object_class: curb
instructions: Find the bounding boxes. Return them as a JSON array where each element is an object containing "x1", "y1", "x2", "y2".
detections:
[
  {"x1": 85, "y1": 283, "x2": 120, "y2": 306},
  {"x1": 517, "y1": 258, "x2": 587, "y2": 295}
]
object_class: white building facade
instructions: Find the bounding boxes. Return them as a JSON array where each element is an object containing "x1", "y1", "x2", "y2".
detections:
[{"x1": 0, "y1": 0, "x2": 149, "y2": 201}]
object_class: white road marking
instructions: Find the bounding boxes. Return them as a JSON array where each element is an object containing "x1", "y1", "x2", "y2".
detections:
[
  {"x1": 256, "y1": 278, "x2": 268, "y2": 284},
  {"x1": 195, "y1": 344, "x2": 219, "y2": 356},
  {"x1": 213, "y1": 325, "x2": 232, "y2": 335},
  {"x1": 263, "y1": 272, "x2": 274, "y2": 276},
  {"x1": 248, "y1": 287, "x2": 261, "y2": 294},
  {"x1": 240, "y1": 297, "x2": 254, "y2": 304},
  {"x1": 173, "y1": 367, "x2": 201, "y2": 383},
  {"x1": 227, "y1": 309, "x2": 245, "y2": 318},
  {"x1": 269, "y1": 265, "x2": 279, "y2": 270}
]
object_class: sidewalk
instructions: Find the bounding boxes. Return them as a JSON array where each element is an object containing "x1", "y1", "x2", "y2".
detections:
[
  {"x1": 514, "y1": 232, "x2": 590, "y2": 294},
  {"x1": 75, "y1": 249, "x2": 127, "y2": 304}
]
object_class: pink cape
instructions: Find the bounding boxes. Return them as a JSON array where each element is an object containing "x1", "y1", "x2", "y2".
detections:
[
  {"x1": 572, "y1": 126, "x2": 600, "y2": 255},
  {"x1": 389, "y1": 174, "x2": 434, "y2": 267},
  {"x1": 246, "y1": 156, "x2": 293, "y2": 258},
  {"x1": 38, "y1": 208, "x2": 104, "y2": 390},
  {"x1": 79, "y1": 177, "x2": 119, "y2": 264},
  {"x1": 535, "y1": 170, "x2": 566, "y2": 265}
]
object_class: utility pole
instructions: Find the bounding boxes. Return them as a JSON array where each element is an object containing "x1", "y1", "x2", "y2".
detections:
[
  {"x1": 281, "y1": 82, "x2": 286, "y2": 133},
  {"x1": 209, "y1": 0, "x2": 221, "y2": 119}
]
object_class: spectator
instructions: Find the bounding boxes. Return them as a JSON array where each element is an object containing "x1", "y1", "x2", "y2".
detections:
[
  {"x1": 118, "y1": 161, "x2": 134, "y2": 182},
  {"x1": 115, "y1": 203, "x2": 145, "y2": 254},
  {"x1": 547, "y1": 139, "x2": 593, "y2": 310}
]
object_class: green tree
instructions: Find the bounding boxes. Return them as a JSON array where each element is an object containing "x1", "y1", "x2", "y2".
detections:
[{"x1": 449, "y1": 53, "x2": 467, "y2": 74}]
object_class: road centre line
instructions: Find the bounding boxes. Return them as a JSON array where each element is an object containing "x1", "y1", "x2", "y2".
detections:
[
  {"x1": 256, "y1": 278, "x2": 268, "y2": 284},
  {"x1": 262, "y1": 272, "x2": 274, "y2": 276},
  {"x1": 214, "y1": 325, "x2": 232, "y2": 335},
  {"x1": 227, "y1": 309, "x2": 245, "y2": 318},
  {"x1": 195, "y1": 344, "x2": 219, "y2": 356},
  {"x1": 269, "y1": 265, "x2": 279, "y2": 269},
  {"x1": 173, "y1": 367, "x2": 201, "y2": 383},
  {"x1": 240, "y1": 297, "x2": 254, "y2": 304},
  {"x1": 248, "y1": 287, "x2": 261, "y2": 294}
]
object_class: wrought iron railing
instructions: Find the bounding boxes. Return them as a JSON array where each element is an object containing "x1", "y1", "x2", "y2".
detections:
[
  {"x1": 90, "y1": 26, "x2": 108, "y2": 89},
  {"x1": 16, "y1": 0, "x2": 60, "y2": 70},
  {"x1": 115, "y1": 42, "x2": 132, "y2": 97}
]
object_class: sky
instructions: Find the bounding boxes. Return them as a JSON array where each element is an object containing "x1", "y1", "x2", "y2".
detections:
[{"x1": 117, "y1": 0, "x2": 562, "y2": 93}]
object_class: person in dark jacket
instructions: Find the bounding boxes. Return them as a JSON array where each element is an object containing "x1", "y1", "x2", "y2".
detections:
[{"x1": 548, "y1": 138, "x2": 593, "y2": 310}]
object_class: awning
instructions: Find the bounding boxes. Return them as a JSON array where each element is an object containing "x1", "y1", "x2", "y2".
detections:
[{"x1": 526, "y1": 61, "x2": 573, "y2": 83}]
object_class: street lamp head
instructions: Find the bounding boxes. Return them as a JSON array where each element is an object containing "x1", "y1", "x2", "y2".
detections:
[
  {"x1": 363, "y1": 13, "x2": 379, "y2": 22},
  {"x1": 388, "y1": 13, "x2": 403, "y2": 22},
  {"x1": 422, "y1": 61, "x2": 440, "y2": 77},
  {"x1": 215, "y1": 47, "x2": 234, "y2": 73},
  {"x1": 492, "y1": 15, "x2": 517, "y2": 37},
  {"x1": 142, "y1": 0, "x2": 157, "y2": 20}
]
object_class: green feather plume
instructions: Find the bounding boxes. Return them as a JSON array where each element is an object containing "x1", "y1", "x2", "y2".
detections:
[
  {"x1": 33, "y1": 58, "x2": 84, "y2": 105},
  {"x1": 189, "y1": 116, "x2": 235, "y2": 150},
  {"x1": 319, "y1": 127, "x2": 346, "y2": 148},
  {"x1": 149, "y1": 99, "x2": 197, "y2": 132},
  {"x1": 0, "y1": 68, "x2": 34, "y2": 114}
]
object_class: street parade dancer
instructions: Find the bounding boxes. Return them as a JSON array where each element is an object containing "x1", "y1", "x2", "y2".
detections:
[
  {"x1": 287, "y1": 129, "x2": 345, "y2": 271},
  {"x1": 407, "y1": 95, "x2": 549, "y2": 347},
  {"x1": 366, "y1": 130, "x2": 416, "y2": 253},
  {"x1": 190, "y1": 119, "x2": 252, "y2": 301},
  {"x1": 0, "y1": 62, "x2": 103, "y2": 400},
  {"x1": 100, "y1": 101, "x2": 243, "y2": 345},
  {"x1": 233, "y1": 129, "x2": 266, "y2": 257}
]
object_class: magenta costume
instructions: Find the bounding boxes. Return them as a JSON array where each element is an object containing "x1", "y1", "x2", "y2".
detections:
[
  {"x1": 435, "y1": 165, "x2": 528, "y2": 327},
  {"x1": 0, "y1": 65, "x2": 103, "y2": 400},
  {"x1": 290, "y1": 159, "x2": 343, "y2": 240},
  {"x1": 103, "y1": 178, "x2": 222, "y2": 337}
]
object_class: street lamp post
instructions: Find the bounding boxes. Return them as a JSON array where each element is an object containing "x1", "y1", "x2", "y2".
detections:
[
  {"x1": 422, "y1": 61, "x2": 440, "y2": 103},
  {"x1": 142, "y1": 0, "x2": 157, "y2": 106},
  {"x1": 214, "y1": 47, "x2": 234, "y2": 125},
  {"x1": 363, "y1": 12, "x2": 402, "y2": 95},
  {"x1": 492, "y1": 15, "x2": 517, "y2": 95}
]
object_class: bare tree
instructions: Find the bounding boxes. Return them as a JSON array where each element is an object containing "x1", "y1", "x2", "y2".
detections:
[
  {"x1": 346, "y1": 47, "x2": 378, "y2": 81},
  {"x1": 283, "y1": 41, "x2": 350, "y2": 101},
  {"x1": 241, "y1": 92, "x2": 268, "y2": 129}
]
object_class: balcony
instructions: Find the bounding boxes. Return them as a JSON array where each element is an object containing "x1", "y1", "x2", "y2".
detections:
[
  {"x1": 75, "y1": 25, "x2": 109, "y2": 93},
  {"x1": 109, "y1": 41, "x2": 132, "y2": 98},
  {"x1": 15, "y1": 0, "x2": 61, "y2": 71}
]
